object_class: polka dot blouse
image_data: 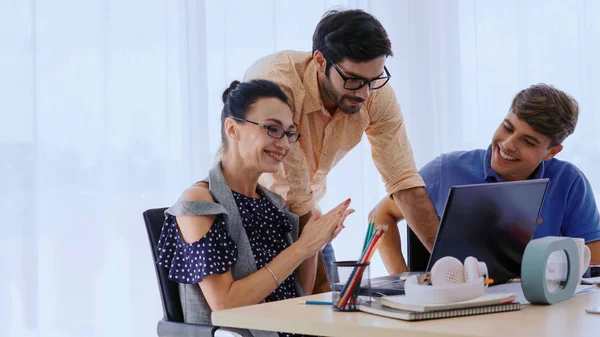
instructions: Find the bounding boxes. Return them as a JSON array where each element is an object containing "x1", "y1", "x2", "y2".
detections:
[{"x1": 157, "y1": 189, "x2": 300, "y2": 307}]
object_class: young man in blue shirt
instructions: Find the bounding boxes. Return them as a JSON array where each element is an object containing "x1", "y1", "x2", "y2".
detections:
[{"x1": 370, "y1": 83, "x2": 600, "y2": 274}]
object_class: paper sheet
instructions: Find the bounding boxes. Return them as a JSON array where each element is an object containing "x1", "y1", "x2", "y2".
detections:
[
  {"x1": 484, "y1": 281, "x2": 599, "y2": 305},
  {"x1": 582, "y1": 276, "x2": 600, "y2": 284}
]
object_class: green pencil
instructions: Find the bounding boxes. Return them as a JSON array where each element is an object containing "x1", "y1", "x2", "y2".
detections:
[{"x1": 362, "y1": 221, "x2": 374, "y2": 253}]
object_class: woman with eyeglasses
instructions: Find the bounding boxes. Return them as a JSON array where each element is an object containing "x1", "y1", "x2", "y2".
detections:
[{"x1": 157, "y1": 79, "x2": 353, "y2": 337}]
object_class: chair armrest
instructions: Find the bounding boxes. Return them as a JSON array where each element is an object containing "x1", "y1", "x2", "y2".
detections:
[{"x1": 157, "y1": 319, "x2": 217, "y2": 337}]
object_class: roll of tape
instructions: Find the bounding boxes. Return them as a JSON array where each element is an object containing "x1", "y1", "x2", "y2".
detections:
[{"x1": 521, "y1": 237, "x2": 579, "y2": 305}]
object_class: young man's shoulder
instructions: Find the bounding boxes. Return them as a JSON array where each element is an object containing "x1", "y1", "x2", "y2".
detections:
[
  {"x1": 419, "y1": 148, "x2": 485, "y2": 182},
  {"x1": 544, "y1": 157, "x2": 588, "y2": 183},
  {"x1": 438, "y1": 148, "x2": 486, "y2": 168}
]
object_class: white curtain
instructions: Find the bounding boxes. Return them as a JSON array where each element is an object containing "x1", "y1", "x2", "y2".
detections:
[
  {"x1": 2, "y1": 1, "x2": 599, "y2": 336},
  {"x1": 1, "y1": 1, "x2": 208, "y2": 336}
]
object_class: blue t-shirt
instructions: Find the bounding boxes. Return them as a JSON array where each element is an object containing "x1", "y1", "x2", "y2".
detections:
[{"x1": 420, "y1": 145, "x2": 600, "y2": 243}]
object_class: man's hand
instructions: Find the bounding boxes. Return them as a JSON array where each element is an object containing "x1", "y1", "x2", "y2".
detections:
[
  {"x1": 588, "y1": 240, "x2": 600, "y2": 265},
  {"x1": 391, "y1": 187, "x2": 439, "y2": 252},
  {"x1": 368, "y1": 197, "x2": 409, "y2": 274}
]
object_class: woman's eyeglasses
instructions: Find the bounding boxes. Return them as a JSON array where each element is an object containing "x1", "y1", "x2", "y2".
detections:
[{"x1": 231, "y1": 117, "x2": 301, "y2": 143}]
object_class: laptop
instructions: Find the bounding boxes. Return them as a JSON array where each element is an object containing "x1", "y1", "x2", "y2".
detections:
[{"x1": 369, "y1": 178, "x2": 550, "y2": 295}]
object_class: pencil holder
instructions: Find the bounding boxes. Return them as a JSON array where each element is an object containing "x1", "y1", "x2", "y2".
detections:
[{"x1": 330, "y1": 260, "x2": 371, "y2": 311}]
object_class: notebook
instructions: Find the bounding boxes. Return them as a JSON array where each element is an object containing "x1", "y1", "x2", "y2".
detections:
[
  {"x1": 381, "y1": 293, "x2": 516, "y2": 312},
  {"x1": 359, "y1": 299, "x2": 521, "y2": 321}
]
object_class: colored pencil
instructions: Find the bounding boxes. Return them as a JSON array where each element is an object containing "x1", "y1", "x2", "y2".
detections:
[
  {"x1": 337, "y1": 228, "x2": 385, "y2": 308},
  {"x1": 354, "y1": 220, "x2": 375, "y2": 298},
  {"x1": 299, "y1": 300, "x2": 333, "y2": 305},
  {"x1": 362, "y1": 219, "x2": 374, "y2": 253},
  {"x1": 336, "y1": 226, "x2": 380, "y2": 303},
  {"x1": 336, "y1": 224, "x2": 388, "y2": 309}
]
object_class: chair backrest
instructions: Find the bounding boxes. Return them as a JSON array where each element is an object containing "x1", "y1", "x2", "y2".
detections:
[
  {"x1": 407, "y1": 226, "x2": 431, "y2": 272},
  {"x1": 143, "y1": 208, "x2": 185, "y2": 322}
]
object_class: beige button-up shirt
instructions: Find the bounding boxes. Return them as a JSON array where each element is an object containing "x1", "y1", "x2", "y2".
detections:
[{"x1": 245, "y1": 51, "x2": 424, "y2": 216}]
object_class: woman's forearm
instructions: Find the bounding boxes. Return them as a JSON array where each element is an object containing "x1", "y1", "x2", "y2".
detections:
[{"x1": 207, "y1": 242, "x2": 310, "y2": 310}]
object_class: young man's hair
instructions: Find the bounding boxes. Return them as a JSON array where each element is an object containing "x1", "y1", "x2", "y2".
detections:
[
  {"x1": 312, "y1": 9, "x2": 392, "y2": 75},
  {"x1": 510, "y1": 83, "x2": 579, "y2": 147}
]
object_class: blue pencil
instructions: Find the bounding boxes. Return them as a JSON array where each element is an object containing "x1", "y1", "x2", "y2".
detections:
[{"x1": 299, "y1": 300, "x2": 333, "y2": 305}]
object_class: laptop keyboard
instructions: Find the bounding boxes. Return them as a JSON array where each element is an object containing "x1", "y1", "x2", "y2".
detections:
[{"x1": 388, "y1": 280, "x2": 405, "y2": 289}]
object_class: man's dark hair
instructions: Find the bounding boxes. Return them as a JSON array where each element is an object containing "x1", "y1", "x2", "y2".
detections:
[
  {"x1": 312, "y1": 9, "x2": 393, "y2": 75},
  {"x1": 510, "y1": 83, "x2": 579, "y2": 147}
]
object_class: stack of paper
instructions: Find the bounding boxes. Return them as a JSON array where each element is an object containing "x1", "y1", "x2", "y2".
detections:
[
  {"x1": 359, "y1": 293, "x2": 518, "y2": 321},
  {"x1": 380, "y1": 293, "x2": 516, "y2": 312}
]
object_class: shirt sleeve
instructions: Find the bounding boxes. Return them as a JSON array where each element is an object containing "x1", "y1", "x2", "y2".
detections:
[
  {"x1": 365, "y1": 84, "x2": 425, "y2": 196},
  {"x1": 418, "y1": 155, "x2": 443, "y2": 217},
  {"x1": 157, "y1": 215, "x2": 238, "y2": 284},
  {"x1": 561, "y1": 170, "x2": 600, "y2": 243},
  {"x1": 246, "y1": 55, "x2": 315, "y2": 216}
]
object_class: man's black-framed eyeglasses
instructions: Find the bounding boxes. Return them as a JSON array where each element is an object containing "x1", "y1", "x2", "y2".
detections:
[
  {"x1": 330, "y1": 61, "x2": 391, "y2": 90},
  {"x1": 231, "y1": 117, "x2": 301, "y2": 143}
]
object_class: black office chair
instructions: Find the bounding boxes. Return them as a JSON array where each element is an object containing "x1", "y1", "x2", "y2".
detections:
[
  {"x1": 407, "y1": 226, "x2": 431, "y2": 272},
  {"x1": 144, "y1": 207, "x2": 217, "y2": 337}
]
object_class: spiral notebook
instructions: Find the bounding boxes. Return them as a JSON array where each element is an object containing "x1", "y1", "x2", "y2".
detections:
[
  {"x1": 359, "y1": 300, "x2": 521, "y2": 321},
  {"x1": 381, "y1": 293, "x2": 516, "y2": 312}
]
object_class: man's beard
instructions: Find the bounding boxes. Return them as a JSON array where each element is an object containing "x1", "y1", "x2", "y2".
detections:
[{"x1": 322, "y1": 77, "x2": 364, "y2": 115}]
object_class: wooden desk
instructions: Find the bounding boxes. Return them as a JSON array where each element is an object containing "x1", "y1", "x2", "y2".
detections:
[{"x1": 212, "y1": 292, "x2": 600, "y2": 337}]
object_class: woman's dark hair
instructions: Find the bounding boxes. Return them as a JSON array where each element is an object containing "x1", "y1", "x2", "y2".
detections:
[
  {"x1": 312, "y1": 9, "x2": 393, "y2": 75},
  {"x1": 219, "y1": 79, "x2": 289, "y2": 156}
]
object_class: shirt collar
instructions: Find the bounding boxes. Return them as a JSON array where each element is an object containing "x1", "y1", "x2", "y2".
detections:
[
  {"x1": 303, "y1": 59, "x2": 330, "y2": 117},
  {"x1": 483, "y1": 144, "x2": 545, "y2": 182}
]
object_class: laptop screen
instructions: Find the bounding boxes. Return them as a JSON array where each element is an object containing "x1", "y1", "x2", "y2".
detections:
[{"x1": 426, "y1": 179, "x2": 549, "y2": 283}]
